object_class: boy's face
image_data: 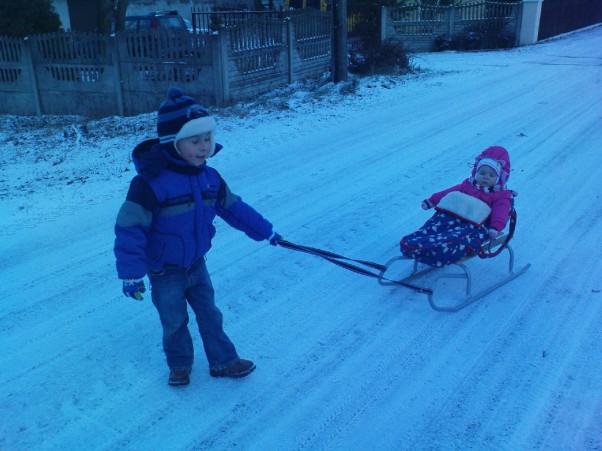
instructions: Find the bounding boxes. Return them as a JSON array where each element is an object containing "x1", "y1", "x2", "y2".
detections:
[
  {"x1": 475, "y1": 165, "x2": 498, "y2": 188},
  {"x1": 177, "y1": 133, "x2": 213, "y2": 166}
]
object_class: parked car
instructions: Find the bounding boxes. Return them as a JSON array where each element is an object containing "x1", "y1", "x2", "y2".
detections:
[
  {"x1": 122, "y1": 11, "x2": 194, "y2": 58},
  {"x1": 125, "y1": 11, "x2": 189, "y2": 32}
]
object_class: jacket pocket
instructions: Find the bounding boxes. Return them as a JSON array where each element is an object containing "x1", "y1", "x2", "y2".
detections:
[{"x1": 146, "y1": 232, "x2": 186, "y2": 268}]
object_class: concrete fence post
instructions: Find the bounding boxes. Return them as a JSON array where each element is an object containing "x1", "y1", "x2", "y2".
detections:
[
  {"x1": 286, "y1": 18, "x2": 294, "y2": 84},
  {"x1": 110, "y1": 36, "x2": 125, "y2": 116},
  {"x1": 448, "y1": 4, "x2": 456, "y2": 36},
  {"x1": 518, "y1": 0, "x2": 544, "y2": 45},
  {"x1": 212, "y1": 32, "x2": 229, "y2": 106},
  {"x1": 22, "y1": 38, "x2": 42, "y2": 116},
  {"x1": 380, "y1": 6, "x2": 387, "y2": 42}
]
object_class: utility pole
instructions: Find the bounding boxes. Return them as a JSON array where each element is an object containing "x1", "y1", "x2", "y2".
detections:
[{"x1": 332, "y1": 0, "x2": 348, "y2": 82}]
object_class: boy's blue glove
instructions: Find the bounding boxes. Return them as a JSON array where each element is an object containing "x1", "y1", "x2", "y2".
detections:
[
  {"x1": 269, "y1": 232, "x2": 283, "y2": 246},
  {"x1": 122, "y1": 278, "x2": 146, "y2": 300}
]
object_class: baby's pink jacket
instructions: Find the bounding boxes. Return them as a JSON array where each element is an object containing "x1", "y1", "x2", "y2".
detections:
[{"x1": 427, "y1": 180, "x2": 513, "y2": 232}]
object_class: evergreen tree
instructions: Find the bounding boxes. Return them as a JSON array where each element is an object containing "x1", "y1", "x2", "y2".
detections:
[{"x1": 0, "y1": 0, "x2": 62, "y2": 37}]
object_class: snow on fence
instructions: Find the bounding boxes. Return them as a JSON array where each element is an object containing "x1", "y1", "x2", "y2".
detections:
[
  {"x1": 31, "y1": 32, "x2": 117, "y2": 116},
  {"x1": 0, "y1": 3, "x2": 542, "y2": 117},
  {"x1": 0, "y1": 12, "x2": 332, "y2": 117},
  {"x1": 382, "y1": 0, "x2": 522, "y2": 52}
]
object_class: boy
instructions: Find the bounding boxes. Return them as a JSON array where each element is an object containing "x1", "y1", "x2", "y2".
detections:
[{"x1": 114, "y1": 87, "x2": 281, "y2": 386}]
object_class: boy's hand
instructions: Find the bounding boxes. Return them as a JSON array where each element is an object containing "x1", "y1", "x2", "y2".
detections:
[
  {"x1": 421, "y1": 200, "x2": 431, "y2": 210},
  {"x1": 122, "y1": 278, "x2": 146, "y2": 300},
  {"x1": 269, "y1": 232, "x2": 283, "y2": 246},
  {"x1": 487, "y1": 228, "x2": 499, "y2": 239}
]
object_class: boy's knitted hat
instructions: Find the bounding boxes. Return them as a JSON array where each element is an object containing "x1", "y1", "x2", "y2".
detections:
[{"x1": 157, "y1": 87, "x2": 216, "y2": 151}]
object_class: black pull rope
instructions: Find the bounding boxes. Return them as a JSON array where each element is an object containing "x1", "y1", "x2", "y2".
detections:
[
  {"x1": 278, "y1": 240, "x2": 433, "y2": 295},
  {"x1": 278, "y1": 240, "x2": 386, "y2": 270}
]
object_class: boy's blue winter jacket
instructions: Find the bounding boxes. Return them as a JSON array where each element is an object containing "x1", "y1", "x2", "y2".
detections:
[{"x1": 114, "y1": 139, "x2": 273, "y2": 279}]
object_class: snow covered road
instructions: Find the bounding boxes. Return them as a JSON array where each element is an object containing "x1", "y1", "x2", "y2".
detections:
[{"x1": 1, "y1": 26, "x2": 601, "y2": 450}]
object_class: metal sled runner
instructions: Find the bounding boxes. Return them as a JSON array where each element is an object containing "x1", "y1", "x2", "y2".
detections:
[
  {"x1": 278, "y1": 231, "x2": 530, "y2": 313},
  {"x1": 377, "y1": 234, "x2": 531, "y2": 312}
]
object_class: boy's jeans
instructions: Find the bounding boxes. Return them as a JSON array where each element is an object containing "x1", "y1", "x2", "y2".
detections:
[{"x1": 148, "y1": 259, "x2": 239, "y2": 372}]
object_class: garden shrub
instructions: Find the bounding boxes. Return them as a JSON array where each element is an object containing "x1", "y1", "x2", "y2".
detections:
[
  {"x1": 349, "y1": 37, "x2": 412, "y2": 75},
  {"x1": 451, "y1": 20, "x2": 516, "y2": 51}
]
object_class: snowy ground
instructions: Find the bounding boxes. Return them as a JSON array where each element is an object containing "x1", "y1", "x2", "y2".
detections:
[{"x1": 0, "y1": 25, "x2": 601, "y2": 450}]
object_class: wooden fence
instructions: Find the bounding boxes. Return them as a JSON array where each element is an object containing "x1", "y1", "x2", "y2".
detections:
[
  {"x1": 0, "y1": 10, "x2": 332, "y2": 117},
  {"x1": 1, "y1": 2, "x2": 550, "y2": 117},
  {"x1": 191, "y1": 8, "x2": 287, "y2": 32},
  {"x1": 382, "y1": 1, "x2": 522, "y2": 52}
]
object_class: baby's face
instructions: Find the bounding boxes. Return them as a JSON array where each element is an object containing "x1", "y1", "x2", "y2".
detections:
[
  {"x1": 177, "y1": 133, "x2": 213, "y2": 166},
  {"x1": 475, "y1": 165, "x2": 498, "y2": 188}
]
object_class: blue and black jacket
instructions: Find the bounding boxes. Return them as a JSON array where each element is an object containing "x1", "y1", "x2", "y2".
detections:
[{"x1": 114, "y1": 139, "x2": 273, "y2": 279}]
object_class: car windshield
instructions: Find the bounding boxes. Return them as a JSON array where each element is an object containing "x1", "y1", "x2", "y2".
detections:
[
  {"x1": 124, "y1": 19, "x2": 138, "y2": 31},
  {"x1": 156, "y1": 17, "x2": 186, "y2": 30}
]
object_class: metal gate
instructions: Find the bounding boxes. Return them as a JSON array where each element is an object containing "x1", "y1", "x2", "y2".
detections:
[
  {"x1": 538, "y1": 0, "x2": 602, "y2": 40},
  {"x1": 347, "y1": 1, "x2": 380, "y2": 52}
]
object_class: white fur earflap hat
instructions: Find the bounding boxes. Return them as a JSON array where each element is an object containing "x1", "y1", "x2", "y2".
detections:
[{"x1": 476, "y1": 157, "x2": 502, "y2": 183}]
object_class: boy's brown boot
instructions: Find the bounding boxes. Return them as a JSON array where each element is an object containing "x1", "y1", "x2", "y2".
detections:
[
  {"x1": 210, "y1": 359, "x2": 255, "y2": 378},
  {"x1": 168, "y1": 369, "x2": 191, "y2": 386}
]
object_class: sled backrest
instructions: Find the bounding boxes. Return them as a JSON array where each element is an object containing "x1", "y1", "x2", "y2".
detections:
[{"x1": 477, "y1": 204, "x2": 518, "y2": 259}]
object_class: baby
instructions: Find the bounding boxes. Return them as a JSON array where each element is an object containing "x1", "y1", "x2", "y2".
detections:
[{"x1": 400, "y1": 146, "x2": 514, "y2": 267}]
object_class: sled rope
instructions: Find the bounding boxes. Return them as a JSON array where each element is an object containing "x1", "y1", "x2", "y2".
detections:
[{"x1": 278, "y1": 240, "x2": 433, "y2": 295}]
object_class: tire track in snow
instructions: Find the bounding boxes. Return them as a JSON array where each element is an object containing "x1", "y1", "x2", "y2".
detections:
[
  {"x1": 399, "y1": 217, "x2": 602, "y2": 449},
  {"x1": 3, "y1": 27, "x2": 601, "y2": 450},
  {"x1": 187, "y1": 289, "x2": 444, "y2": 449},
  {"x1": 196, "y1": 55, "x2": 600, "y2": 448},
  {"x1": 182, "y1": 51, "x2": 601, "y2": 449},
  {"x1": 216, "y1": 51, "x2": 567, "y2": 228},
  {"x1": 528, "y1": 316, "x2": 602, "y2": 449}
]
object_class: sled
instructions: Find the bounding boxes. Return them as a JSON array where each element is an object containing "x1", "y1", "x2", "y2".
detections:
[{"x1": 377, "y1": 233, "x2": 531, "y2": 312}]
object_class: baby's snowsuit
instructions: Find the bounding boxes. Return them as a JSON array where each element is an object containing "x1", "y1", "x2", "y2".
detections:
[{"x1": 400, "y1": 146, "x2": 513, "y2": 267}]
